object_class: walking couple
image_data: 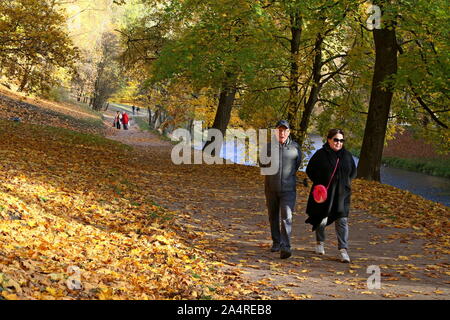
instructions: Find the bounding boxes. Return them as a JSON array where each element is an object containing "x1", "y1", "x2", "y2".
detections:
[
  {"x1": 262, "y1": 120, "x2": 357, "y2": 263},
  {"x1": 113, "y1": 111, "x2": 130, "y2": 130}
]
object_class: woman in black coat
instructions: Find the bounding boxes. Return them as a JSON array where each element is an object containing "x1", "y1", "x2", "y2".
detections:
[{"x1": 305, "y1": 129, "x2": 357, "y2": 262}]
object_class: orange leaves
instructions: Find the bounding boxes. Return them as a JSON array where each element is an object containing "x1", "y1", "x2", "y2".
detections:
[
  {"x1": 0, "y1": 119, "x2": 259, "y2": 300},
  {"x1": 351, "y1": 178, "x2": 450, "y2": 255},
  {"x1": 0, "y1": 90, "x2": 103, "y2": 136},
  {"x1": 98, "y1": 287, "x2": 115, "y2": 300},
  {"x1": 0, "y1": 274, "x2": 22, "y2": 295},
  {"x1": 2, "y1": 292, "x2": 20, "y2": 300}
]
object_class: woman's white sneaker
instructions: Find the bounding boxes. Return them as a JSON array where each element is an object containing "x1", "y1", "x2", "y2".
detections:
[
  {"x1": 315, "y1": 242, "x2": 325, "y2": 255},
  {"x1": 339, "y1": 249, "x2": 350, "y2": 263}
]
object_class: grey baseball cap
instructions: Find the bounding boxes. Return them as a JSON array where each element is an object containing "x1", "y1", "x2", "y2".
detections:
[{"x1": 275, "y1": 119, "x2": 290, "y2": 129}]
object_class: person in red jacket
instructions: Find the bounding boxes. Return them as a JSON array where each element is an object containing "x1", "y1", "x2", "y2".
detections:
[{"x1": 122, "y1": 112, "x2": 129, "y2": 130}]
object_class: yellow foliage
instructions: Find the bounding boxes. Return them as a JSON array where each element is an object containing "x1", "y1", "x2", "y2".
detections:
[{"x1": 0, "y1": 119, "x2": 257, "y2": 300}]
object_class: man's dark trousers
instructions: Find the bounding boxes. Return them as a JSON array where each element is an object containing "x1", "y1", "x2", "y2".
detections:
[{"x1": 265, "y1": 189, "x2": 296, "y2": 250}]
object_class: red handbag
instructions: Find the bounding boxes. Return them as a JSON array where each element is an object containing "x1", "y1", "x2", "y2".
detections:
[{"x1": 312, "y1": 158, "x2": 340, "y2": 203}]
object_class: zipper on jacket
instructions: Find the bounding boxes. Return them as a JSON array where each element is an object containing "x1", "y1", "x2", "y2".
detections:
[{"x1": 279, "y1": 142, "x2": 283, "y2": 191}]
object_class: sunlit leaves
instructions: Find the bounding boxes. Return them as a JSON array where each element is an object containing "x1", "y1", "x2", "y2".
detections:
[
  {"x1": 0, "y1": 0, "x2": 78, "y2": 94},
  {"x1": 0, "y1": 117, "x2": 257, "y2": 300}
]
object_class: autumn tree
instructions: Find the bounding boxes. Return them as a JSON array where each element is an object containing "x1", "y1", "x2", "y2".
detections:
[
  {"x1": 0, "y1": 0, "x2": 78, "y2": 94},
  {"x1": 151, "y1": 0, "x2": 278, "y2": 151},
  {"x1": 71, "y1": 49, "x2": 97, "y2": 103},
  {"x1": 306, "y1": 1, "x2": 448, "y2": 181},
  {"x1": 116, "y1": 0, "x2": 448, "y2": 167},
  {"x1": 257, "y1": 0, "x2": 361, "y2": 147},
  {"x1": 154, "y1": 0, "x2": 362, "y2": 152},
  {"x1": 356, "y1": 1, "x2": 398, "y2": 181},
  {"x1": 90, "y1": 32, "x2": 123, "y2": 111},
  {"x1": 357, "y1": 0, "x2": 449, "y2": 181},
  {"x1": 393, "y1": 0, "x2": 449, "y2": 151},
  {"x1": 117, "y1": 1, "x2": 278, "y2": 152}
]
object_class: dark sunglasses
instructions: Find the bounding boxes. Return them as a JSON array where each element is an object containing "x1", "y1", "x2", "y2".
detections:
[{"x1": 333, "y1": 138, "x2": 345, "y2": 143}]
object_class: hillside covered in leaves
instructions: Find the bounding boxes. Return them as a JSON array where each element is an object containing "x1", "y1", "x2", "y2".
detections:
[{"x1": 0, "y1": 95, "x2": 260, "y2": 300}]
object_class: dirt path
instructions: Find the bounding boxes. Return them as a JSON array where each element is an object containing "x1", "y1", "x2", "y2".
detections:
[{"x1": 104, "y1": 114, "x2": 449, "y2": 300}]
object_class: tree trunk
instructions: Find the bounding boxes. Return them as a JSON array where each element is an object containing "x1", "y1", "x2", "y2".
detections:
[
  {"x1": 297, "y1": 33, "x2": 323, "y2": 148},
  {"x1": 285, "y1": 12, "x2": 302, "y2": 141},
  {"x1": 147, "y1": 107, "x2": 152, "y2": 128},
  {"x1": 18, "y1": 70, "x2": 30, "y2": 92},
  {"x1": 357, "y1": 22, "x2": 398, "y2": 181},
  {"x1": 186, "y1": 119, "x2": 194, "y2": 136},
  {"x1": 203, "y1": 73, "x2": 237, "y2": 155},
  {"x1": 211, "y1": 84, "x2": 237, "y2": 137},
  {"x1": 92, "y1": 95, "x2": 104, "y2": 111},
  {"x1": 153, "y1": 108, "x2": 161, "y2": 129}
]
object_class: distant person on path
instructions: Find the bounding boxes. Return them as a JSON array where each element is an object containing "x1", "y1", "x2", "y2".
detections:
[
  {"x1": 114, "y1": 111, "x2": 122, "y2": 129},
  {"x1": 136, "y1": 106, "x2": 140, "y2": 114},
  {"x1": 305, "y1": 129, "x2": 357, "y2": 263},
  {"x1": 122, "y1": 112, "x2": 129, "y2": 130},
  {"x1": 261, "y1": 120, "x2": 302, "y2": 259},
  {"x1": 132, "y1": 105, "x2": 135, "y2": 114}
]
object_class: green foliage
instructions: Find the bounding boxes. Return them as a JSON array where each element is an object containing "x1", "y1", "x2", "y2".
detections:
[
  {"x1": 149, "y1": 0, "x2": 276, "y2": 90},
  {"x1": 115, "y1": 0, "x2": 448, "y2": 156},
  {"x1": 392, "y1": 0, "x2": 449, "y2": 151},
  {"x1": 314, "y1": 0, "x2": 449, "y2": 155},
  {"x1": 91, "y1": 32, "x2": 124, "y2": 111}
]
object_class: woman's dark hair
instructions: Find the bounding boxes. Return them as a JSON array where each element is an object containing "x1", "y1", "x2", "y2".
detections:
[{"x1": 327, "y1": 128, "x2": 344, "y2": 139}]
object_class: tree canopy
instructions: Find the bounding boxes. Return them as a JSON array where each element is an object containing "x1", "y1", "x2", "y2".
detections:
[
  {"x1": 0, "y1": 0, "x2": 448, "y2": 181},
  {"x1": 0, "y1": 0, "x2": 78, "y2": 93}
]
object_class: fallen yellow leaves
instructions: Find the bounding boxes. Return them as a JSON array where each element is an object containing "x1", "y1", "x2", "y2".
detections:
[
  {"x1": 0, "y1": 120, "x2": 258, "y2": 300},
  {"x1": 352, "y1": 179, "x2": 450, "y2": 255},
  {"x1": 382, "y1": 293, "x2": 413, "y2": 298},
  {"x1": 2, "y1": 292, "x2": 19, "y2": 300},
  {"x1": 300, "y1": 269, "x2": 309, "y2": 273}
]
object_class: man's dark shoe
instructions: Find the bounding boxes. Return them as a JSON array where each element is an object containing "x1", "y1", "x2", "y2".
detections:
[
  {"x1": 271, "y1": 244, "x2": 280, "y2": 252},
  {"x1": 280, "y1": 249, "x2": 292, "y2": 259}
]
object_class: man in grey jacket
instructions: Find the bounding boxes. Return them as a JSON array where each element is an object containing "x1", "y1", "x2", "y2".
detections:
[{"x1": 261, "y1": 120, "x2": 302, "y2": 259}]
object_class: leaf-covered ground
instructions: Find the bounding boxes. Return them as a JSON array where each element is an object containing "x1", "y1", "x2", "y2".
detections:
[
  {"x1": 0, "y1": 89, "x2": 104, "y2": 135},
  {"x1": 104, "y1": 106, "x2": 449, "y2": 299},
  {"x1": 0, "y1": 96, "x2": 448, "y2": 300},
  {"x1": 0, "y1": 119, "x2": 266, "y2": 299}
]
